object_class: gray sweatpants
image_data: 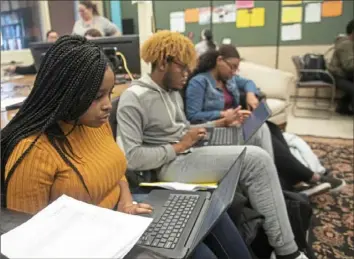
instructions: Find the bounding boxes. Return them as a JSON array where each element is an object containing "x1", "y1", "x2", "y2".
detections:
[{"x1": 158, "y1": 124, "x2": 298, "y2": 256}]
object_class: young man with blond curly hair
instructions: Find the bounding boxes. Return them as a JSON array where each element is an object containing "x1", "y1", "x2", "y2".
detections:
[{"x1": 117, "y1": 30, "x2": 310, "y2": 259}]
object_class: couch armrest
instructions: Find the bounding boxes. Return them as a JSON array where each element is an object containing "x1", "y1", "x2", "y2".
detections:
[{"x1": 239, "y1": 61, "x2": 295, "y2": 102}]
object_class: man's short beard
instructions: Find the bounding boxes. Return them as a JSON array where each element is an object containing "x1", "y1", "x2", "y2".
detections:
[{"x1": 162, "y1": 72, "x2": 180, "y2": 92}]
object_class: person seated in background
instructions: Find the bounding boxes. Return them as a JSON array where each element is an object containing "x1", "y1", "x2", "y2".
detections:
[
  {"x1": 117, "y1": 30, "x2": 311, "y2": 259},
  {"x1": 84, "y1": 28, "x2": 103, "y2": 39},
  {"x1": 73, "y1": 1, "x2": 121, "y2": 37},
  {"x1": 184, "y1": 44, "x2": 345, "y2": 195},
  {"x1": 4, "y1": 30, "x2": 59, "y2": 75},
  {"x1": 195, "y1": 29, "x2": 217, "y2": 57},
  {"x1": 328, "y1": 19, "x2": 354, "y2": 115},
  {"x1": 0, "y1": 35, "x2": 251, "y2": 259}
]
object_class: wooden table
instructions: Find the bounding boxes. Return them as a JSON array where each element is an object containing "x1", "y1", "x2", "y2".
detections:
[{"x1": 1, "y1": 75, "x2": 129, "y2": 129}]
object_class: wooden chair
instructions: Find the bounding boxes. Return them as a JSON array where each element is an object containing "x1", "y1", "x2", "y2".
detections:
[{"x1": 291, "y1": 55, "x2": 336, "y2": 119}]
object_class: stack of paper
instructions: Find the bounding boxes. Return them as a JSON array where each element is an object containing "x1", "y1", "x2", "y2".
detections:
[
  {"x1": 139, "y1": 182, "x2": 218, "y2": 191},
  {"x1": 1, "y1": 195, "x2": 152, "y2": 258}
]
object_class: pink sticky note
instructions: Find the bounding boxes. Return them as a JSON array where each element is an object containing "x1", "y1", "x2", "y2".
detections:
[{"x1": 236, "y1": 0, "x2": 254, "y2": 9}]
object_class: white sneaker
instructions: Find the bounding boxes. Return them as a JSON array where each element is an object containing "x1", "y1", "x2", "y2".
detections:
[
  {"x1": 299, "y1": 182, "x2": 331, "y2": 197},
  {"x1": 270, "y1": 251, "x2": 309, "y2": 259}
]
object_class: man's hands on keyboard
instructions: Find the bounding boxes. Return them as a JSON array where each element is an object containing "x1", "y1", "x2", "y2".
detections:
[{"x1": 173, "y1": 128, "x2": 206, "y2": 153}]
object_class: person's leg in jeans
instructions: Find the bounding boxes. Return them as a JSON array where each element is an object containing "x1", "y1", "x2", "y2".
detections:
[
  {"x1": 334, "y1": 76, "x2": 354, "y2": 114},
  {"x1": 245, "y1": 123, "x2": 274, "y2": 158},
  {"x1": 192, "y1": 242, "x2": 217, "y2": 259},
  {"x1": 266, "y1": 121, "x2": 289, "y2": 147},
  {"x1": 204, "y1": 213, "x2": 252, "y2": 259},
  {"x1": 159, "y1": 145, "x2": 301, "y2": 257},
  {"x1": 266, "y1": 121, "x2": 345, "y2": 193}
]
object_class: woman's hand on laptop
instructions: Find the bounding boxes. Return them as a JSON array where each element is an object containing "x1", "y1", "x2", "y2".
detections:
[
  {"x1": 119, "y1": 202, "x2": 153, "y2": 215},
  {"x1": 223, "y1": 106, "x2": 242, "y2": 126},
  {"x1": 223, "y1": 107, "x2": 251, "y2": 127},
  {"x1": 173, "y1": 128, "x2": 207, "y2": 153},
  {"x1": 236, "y1": 110, "x2": 251, "y2": 123},
  {"x1": 246, "y1": 92, "x2": 259, "y2": 111},
  {"x1": 220, "y1": 108, "x2": 235, "y2": 118}
]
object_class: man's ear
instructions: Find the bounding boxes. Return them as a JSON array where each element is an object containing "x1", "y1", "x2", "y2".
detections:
[{"x1": 157, "y1": 60, "x2": 167, "y2": 71}]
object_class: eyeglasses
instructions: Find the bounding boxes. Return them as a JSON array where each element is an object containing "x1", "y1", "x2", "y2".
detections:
[
  {"x1": 167, "y1": 57, "x2": 191, "y2": 75},
  {"x1": 223, "y1": 59, "x2": 239, "y2": 72}
]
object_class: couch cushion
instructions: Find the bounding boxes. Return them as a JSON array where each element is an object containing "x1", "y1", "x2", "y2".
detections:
[
  {"x1": 268, "y1": 112, "x2": 287, "y2": 126},
  {"x1": 266, "y1": 98, "x2": 286, "y2": 116},
  {"x1": 239, "y1": 61, "x2": 295, "y2": 100}
]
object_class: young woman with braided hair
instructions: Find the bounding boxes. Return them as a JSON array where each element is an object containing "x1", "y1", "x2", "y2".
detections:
[
  {"x1": 1, "y1": 35, "x2": 152, "y2": 215},
  {"x1": 1, "y1": 35, "x2": 252, "y2": 259}
]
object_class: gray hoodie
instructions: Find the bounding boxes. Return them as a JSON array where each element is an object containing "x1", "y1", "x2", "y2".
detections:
[{"x1": 116, "y1": 74, "x2": 213, "y2": 171}]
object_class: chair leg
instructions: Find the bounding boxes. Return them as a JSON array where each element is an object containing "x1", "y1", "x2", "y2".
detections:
[
  {"x1": 292, "y1": 86, "x2": 333, "y2": 119},
  {"x1": 330, "y1": 86, "x2": 336, "y2": 114},
  {"x1": 314, "y1": 88, "x2": 319, "y2": 106},
  {"x1": 292, "y1": 87, "x2": 300, "y2": 117}
]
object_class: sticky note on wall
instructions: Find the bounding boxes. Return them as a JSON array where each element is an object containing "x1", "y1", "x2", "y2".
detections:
[
  {"x1": 322, "y1": 1, "x2": 343, "y2": 17},
  {"x1": 236, "y1": 9, "x2": 251, "y2": 28},
  {"x1": 184, "y1": 8, "x2": 199, "y2": 23},
  {"x1": 236, "y1": 8, "x2": 266, "y2": 28},
  {"x1": 282, "y1": 0, "x2": 302, "y2": 5},
  {"x1": 282, "y1": 6, "x2": 303, "y2": 23},
  {"x1": 250, "y1": 7, "x2": 265, "y2": 27}
]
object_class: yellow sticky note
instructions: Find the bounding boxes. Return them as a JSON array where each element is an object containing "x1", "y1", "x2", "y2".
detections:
[
  {"x1": 282, "y1": 0, "x2": 302, "y2": 5},
  {"x1": 250, "y1": 7, "x2": 265, "y2": 27},
  {"x1": 236, "y1": 9, "x2": 251, "y2": 28},
  {"x1": 282, "y1": 6, "x2": 303, "y2": 23},
  {"x1": 322, "y1": 1, "x2": 343, "y2": 17}
]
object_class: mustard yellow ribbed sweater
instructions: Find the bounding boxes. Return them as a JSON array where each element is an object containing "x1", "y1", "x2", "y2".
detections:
[{"x1": 5, "y1": 122, "x2": 127, "y2": 214}]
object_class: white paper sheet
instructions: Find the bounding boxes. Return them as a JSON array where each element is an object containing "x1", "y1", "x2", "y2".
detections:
[
  {"x1": 213, "y1": 4, "x2": 236, "y2": 24},
  {"x1": 1, "y1": 195, "x2": 152, "y2": 258},
  {"x1": 305, "y1": 3, "x2": 321, "y2": 23},
  {"x1": 281, "y1": 24, "x2": 302, "y2": 41},
  {"x1": 222, "y1": 38, "x2": 232, "y2": 44},
  {"x1": 139, "y1": 182, "x2": 217, "y2": 191},
  {"x1": 170, "y1": 12, "x2": 185, "y2": 33},
  {"x1": 199, "y1": 7, "x2": 211, "y2": 25},
  {"x1": 1, "y1": 96, "x2": 26, "y2": 111}
]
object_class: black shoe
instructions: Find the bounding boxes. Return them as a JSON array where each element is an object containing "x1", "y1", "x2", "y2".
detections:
[{"x1": 320, "y1": 175, "x2": 346, "y2": 193}]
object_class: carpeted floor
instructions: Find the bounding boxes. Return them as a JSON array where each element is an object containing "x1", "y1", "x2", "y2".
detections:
[{"x1": 301, "y1": 136, "x2": 354, "y2": 259}]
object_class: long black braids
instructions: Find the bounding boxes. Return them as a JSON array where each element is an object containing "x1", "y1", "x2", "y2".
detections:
[{"x1": 1, "y1": 35, "x2": 109, "y2": 207}]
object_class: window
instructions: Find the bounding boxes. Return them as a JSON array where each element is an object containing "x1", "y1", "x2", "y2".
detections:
[{"x1": 1, "y1": 0, "x2": 42, "y2": 50}]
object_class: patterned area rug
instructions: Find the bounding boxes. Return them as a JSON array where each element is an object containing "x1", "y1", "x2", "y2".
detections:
[{"x1": 301, "y1": 136, "x2": 354, "y2": 259}]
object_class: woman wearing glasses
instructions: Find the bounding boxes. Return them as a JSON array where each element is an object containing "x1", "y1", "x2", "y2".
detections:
[{"x1": 184, "y1": 44, "x2": 344, "y2": 196}]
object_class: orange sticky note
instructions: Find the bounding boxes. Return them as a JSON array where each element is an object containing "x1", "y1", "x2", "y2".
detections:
[
  {"x1": 184, "y1": 8, "x2": 199, "y2": 23},
  {"x1": 322, "y1": 1, "x2": 343, "y2": 17}
]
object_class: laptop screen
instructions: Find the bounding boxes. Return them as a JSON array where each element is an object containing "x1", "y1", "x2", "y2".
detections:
[
  {"x1": 188, "y1": 149, "x2": 246, "y2": 255},
  {"x1": 242, "y1": 101, "x2": 271, "y2": 141}
]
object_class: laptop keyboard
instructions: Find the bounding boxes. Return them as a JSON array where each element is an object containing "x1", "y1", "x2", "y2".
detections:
[
  {"x1": 210, "y1": 127, "x2": 238, "y2": 145},
  {"x1": 138, "y1": 194, "x2": 199, "y2": 249}
]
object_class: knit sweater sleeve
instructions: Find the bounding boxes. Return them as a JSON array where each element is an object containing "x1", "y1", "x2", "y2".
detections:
[{"x1": 5, "y1": 139, "x2": 58, "y2": 215}]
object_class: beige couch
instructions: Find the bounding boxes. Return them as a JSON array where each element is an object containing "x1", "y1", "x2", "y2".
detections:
[{"x1": 238, "y1": 61, "x2": 295, "y2": 127}]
